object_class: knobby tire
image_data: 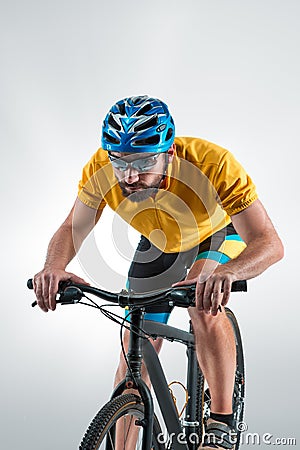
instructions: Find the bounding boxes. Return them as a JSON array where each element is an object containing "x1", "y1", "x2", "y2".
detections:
[{"x1": 79, "y1": 393, "x2": 164, "y2": 450}]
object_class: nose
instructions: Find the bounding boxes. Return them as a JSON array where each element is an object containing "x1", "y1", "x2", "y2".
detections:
[{"x1": 123, "y1": 166, "x2": 139, "y2": 184}]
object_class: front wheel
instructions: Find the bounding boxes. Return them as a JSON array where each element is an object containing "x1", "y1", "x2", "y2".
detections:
[{"x1": 79, "y1": 393, "x2": 165, "y2": 450}]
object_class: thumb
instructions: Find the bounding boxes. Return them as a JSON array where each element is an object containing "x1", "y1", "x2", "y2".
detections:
[
  {"x1": 172, "y1": 278, "x2": 197, "y2": 287},
  {"x1": 67, "y1": 273, "x2": 90, "y2": 286}
]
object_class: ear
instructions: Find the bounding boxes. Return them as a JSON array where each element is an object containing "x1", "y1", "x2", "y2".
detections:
[{"x1": 166, "y1": 143, "x2": 176, "y2": 164}]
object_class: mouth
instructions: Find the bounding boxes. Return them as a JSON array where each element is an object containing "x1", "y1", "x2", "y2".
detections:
[
  {"x1": 118, "y1": 178, "x2": 162, "y2": 202},
  {"x1": 125, "y1": 185, "x2": 143, "y2": 191}
]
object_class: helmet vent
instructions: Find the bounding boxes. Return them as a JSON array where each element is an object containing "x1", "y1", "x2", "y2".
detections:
[
  {"x1": 132, "y1": 96, "x2": 146, "y2": 105},
  {"x1": 108, "y1": 114, "x2": 121, "y2": 131},
  {"x1": 134, "y1": 116, "x2": 158, "y2": 132},
  {"x1": 136, "y1": 103, "x2": 152, "y2": 116},
  {"x1": 103, "y1": 132, "x2": 120, "y2": 145},
  {"x1": 166, "y1": 128, "x2": 174, "y2": 141},
  {"x1": 118, "y1": 103, "x2": 126, "y2": 115},
  {"x1": 133, "y1": 135, "x2": 160, "y2": 146}
]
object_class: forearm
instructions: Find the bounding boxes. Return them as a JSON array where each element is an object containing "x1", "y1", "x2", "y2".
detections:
[
  {"x1": 35, "y1": 198, "x2": 99, "y2": 312},
  {"x1": 44, "y1": 225, "x2": 80, "y2": 270},
  {"x1": 43, "y1": 198, "x2": 99, "y2": 270},
  {"x1": 223, "y1": 233, "x2": 283, "y2": 281}
]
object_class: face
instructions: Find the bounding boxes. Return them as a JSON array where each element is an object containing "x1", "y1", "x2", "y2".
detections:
[{"x1": 109, "y1": 150, "x2": 172, "y2": 202}]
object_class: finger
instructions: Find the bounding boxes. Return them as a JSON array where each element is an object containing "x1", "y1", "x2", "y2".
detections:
[
  {"x1": 48, "y1": 277, "x2": 59, "y2": 311},
  {"x1": 195, "y1": 280, "x2": 205, "y2": 311},
  {"x1": 202, "y1": 279, "x2": 214, "y2": 314},
  {"x1": 172, "y1": 278, "x2": 197, "y2": 287},
  {"x1": 211, "y1": 279, "x2": 222, "y2": 316},
  {"x1": 221, "y1": 278, "x2": 232, "y2": 306},
  {"x1": 41, "y1": 276, "x2": 50, "y2": 311},
  {"x1": 34, "y1": 277, "x2": 48, "y2": 313}
]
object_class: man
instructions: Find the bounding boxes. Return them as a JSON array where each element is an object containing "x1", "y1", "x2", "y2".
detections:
[{"x1": 33, "y1": 95, "x2": 283, "y2": 449}]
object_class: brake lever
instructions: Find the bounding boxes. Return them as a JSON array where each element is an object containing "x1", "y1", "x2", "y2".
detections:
[{"x1": 58, "y1": 286, "x2": 84, "y2": 304}]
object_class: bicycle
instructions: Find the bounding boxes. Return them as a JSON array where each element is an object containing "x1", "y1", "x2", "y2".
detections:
[{"x1": 28, "y1": 279, "x2": 246, "y2": 450}]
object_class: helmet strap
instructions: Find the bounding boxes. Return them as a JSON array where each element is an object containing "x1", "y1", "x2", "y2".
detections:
[{"x1": 160, "y1": 152, "x2": 170, "y2": 183}]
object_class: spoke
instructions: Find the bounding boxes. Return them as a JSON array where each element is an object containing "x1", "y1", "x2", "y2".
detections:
[
  {"x1": 107, "y1": 429, "x2": 115, "y2": 450},
  {"x1": 124, "y1": 414, "x2": 134, "y2": 448}
]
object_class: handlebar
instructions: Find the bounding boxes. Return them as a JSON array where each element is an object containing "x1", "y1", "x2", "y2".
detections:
[{"x1": 27, "y1": 278, "x2": 247, "y2": 309}]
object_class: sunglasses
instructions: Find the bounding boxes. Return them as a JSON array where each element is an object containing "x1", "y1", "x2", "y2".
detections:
[{"x1": 108, "y1": 153, "x2": 161, "y2": 172}]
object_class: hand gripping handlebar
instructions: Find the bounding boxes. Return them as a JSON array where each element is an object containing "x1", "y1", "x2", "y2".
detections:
[{"x1": 27, "y1": 278, "x2": 247, "y2": 309}]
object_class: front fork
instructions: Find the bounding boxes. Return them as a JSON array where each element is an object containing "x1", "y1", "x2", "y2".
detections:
[
  {"x1": 111, "y1": 309, "x2": 154, "y2": 450},
  {"x1": 183, "y1": 321, "x2": 202, "y2": 450}
]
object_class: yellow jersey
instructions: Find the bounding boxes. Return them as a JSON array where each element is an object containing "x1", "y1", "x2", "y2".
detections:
[{"x1": 78, "y1": 137, "x2": 257, "y2": 253}]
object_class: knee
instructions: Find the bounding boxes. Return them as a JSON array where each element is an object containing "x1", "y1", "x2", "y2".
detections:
[{"x1": 189, "y1": 307, "x2": 225, "y2": 333}]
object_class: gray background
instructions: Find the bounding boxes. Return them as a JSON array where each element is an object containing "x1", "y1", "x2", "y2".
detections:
[{"x1": 1, "y1": 0, "x2": 299, "y2": 448}]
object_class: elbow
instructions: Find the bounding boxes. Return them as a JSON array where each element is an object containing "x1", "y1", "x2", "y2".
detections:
[
  {"x1": 274, "y1": 236, "x2": 284, "y2": 263},
  {"x1": 278, "y1": 240, "x2": 285, "y2": 261}
]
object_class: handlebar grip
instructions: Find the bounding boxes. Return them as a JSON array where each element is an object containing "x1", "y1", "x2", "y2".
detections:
[
  {"x1": 28, "y1": 278, "x2": 83, "y2": 308},
  {"x1": 231, "y1": 280, "x2": 247, "y2": 292},
  {"x1": 27, "y1": 279, "x2": 37, "y2": 307}
]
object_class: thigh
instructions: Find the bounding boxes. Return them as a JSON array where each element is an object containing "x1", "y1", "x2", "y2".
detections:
[
  {"x1": 188, "y1": 223, "x2": 247, "y2": 321},
  {"x1": 194, "y1": 222, "x2": 246, "y2": 265},
  {"x1": 128, "y1": 235, "x2": 198, "y2": 293},
  {"x1": 127, "y1": 235, "x2": 197, "y2": 316}
]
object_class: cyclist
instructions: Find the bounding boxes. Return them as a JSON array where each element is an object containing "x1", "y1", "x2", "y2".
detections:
[{"x1": 33, "y1": 95, "x2": 283, "y2": 449}]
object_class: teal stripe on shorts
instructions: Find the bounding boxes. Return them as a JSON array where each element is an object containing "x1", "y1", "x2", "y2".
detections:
[
  {"x1": 225, "y1": 234, "x2": 243, "y2": 241},
  {"x1": 144, "y1": 312, "x2": 171, "y2": 323},
  {"x1": 124, "y1": 310, "x2": 171, "y2": 324},
  {"x1": 195, "y1": 250, "x2": 231, "y2": 264}
]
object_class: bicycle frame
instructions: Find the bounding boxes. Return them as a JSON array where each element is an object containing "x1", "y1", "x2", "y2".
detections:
[
  {"x1": 28, "y1": 278, "x2": 247, "y2": 449},
  {"x1": 111, "y1": 308, "x2": 200, "y2": 450}
]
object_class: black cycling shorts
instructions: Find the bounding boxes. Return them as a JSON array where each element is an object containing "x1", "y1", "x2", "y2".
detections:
[{"x1": 126, "y1": 223, "x2": 245, "y2": 322}]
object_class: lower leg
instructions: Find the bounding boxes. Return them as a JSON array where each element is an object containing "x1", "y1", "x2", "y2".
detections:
[
  {"x1": 191, "y1": 308, "x2": 236, "y2": 414},
  {"x1": 186, "y1": 259, "x2": 236, "y2": 416}
]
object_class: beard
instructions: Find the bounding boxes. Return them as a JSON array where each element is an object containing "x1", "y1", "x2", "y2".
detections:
[{"x1": 118, "y1": 173, "x2": 165, "y2": 203}]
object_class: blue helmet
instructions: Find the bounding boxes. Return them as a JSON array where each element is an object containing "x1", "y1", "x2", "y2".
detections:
[{"x1": 101, "y1": 96, "x2": 175, "y2": 153}]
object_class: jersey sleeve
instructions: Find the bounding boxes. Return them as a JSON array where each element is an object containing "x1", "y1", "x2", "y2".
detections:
[
  {"x1": 78, "y1": 154, "x2": 107, "y2": 212},
  {"x1": 213, "y1": 151, "x2": 258, "y2": 216}
]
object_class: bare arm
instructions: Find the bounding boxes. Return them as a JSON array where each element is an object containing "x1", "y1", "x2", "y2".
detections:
[
  {"x1": 224, "y1": 199, "x2": 284, "y2": 279},
  {"x1": 34, "y1": 198, "x2": 101, "y2": 312},
  {"x1": 174, "y1": 199, "x2": 284, "y2": 315}
]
